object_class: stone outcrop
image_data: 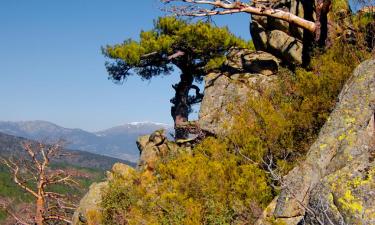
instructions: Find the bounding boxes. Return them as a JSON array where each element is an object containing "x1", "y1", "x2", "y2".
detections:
[
  {"x1": 198, "y1": 72, "x2": 277, "y2": 136},
  {"x1": 250, "y1": 0, "x2": 310, "y2": 64},
  {"x1": 256, "y1": 59, "x2": 375, "y2": 225},
  {"x1": 199, "y1": 48, "x2": 279, "y2": 135},
  {"x1": 136, "y1": 129, "x2": 180, "y2": 172},
  {"x1": 72, "y1": 163, "x2": 135, "y2": 225},
  {"x1": 72, "y1": 182, "x2": 108, "y2": 225},
  {"x1": 225, "y1": 48, "x2": 280, "y2": 75}
]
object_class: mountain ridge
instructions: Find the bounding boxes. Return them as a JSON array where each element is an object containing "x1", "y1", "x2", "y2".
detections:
[
  {"x1": 0, "y1": 120, "x2": 174, "y2": 162},
  {"x1": 0, "y1": 131, "x2": 135, "y2": 170}
]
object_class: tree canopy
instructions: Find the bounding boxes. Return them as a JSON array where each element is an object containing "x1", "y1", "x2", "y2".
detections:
[
  {"x1": 103, "y1": 17, "x2": 249, "y2": 80},
  {"x1": 103, "y1": 17, "x2": 250, "y2": 139}
]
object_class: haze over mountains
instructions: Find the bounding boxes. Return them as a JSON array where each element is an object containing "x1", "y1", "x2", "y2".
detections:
[
  {"x1": 0, "y1": 120, "x2": 173, "y2": 162},
  {"x1": 0, "y1": 132, "x2": 134, "y2": 170}
]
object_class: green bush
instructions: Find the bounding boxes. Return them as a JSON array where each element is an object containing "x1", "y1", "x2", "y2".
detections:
[
  {"x1": 226, "y1": 39, "x2": 371, "y2": 174},
  {"x1": 101, "y1": 137, "x2": 273, "y2": 224}
]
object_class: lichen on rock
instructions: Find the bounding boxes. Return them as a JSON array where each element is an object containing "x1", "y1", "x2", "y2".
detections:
[{"x1": 256, "y1": 59, "x2": 375, "y2": 225}]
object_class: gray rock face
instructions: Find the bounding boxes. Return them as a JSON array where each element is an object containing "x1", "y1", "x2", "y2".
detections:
[
  {"x1": 257, "y1": 59, "x2": 375, "y2": 225},
  {"x1": 198, "y1": 48, "x2": 280, "y2": 135},
  {"x1": 72, "y1": 182, "x2": 108, "y2": 225},
  {"x1": 136, "y1": 129, "x2": 179, "y2": 172},
  {"x1": 225, "y1": 48, "x2": 280, "y2": 75},
  {"x1": 198, "y1": 72, "x2": 277, "y2": 136},
  {"x1": 250, "y1": 0, "x2": 309, "y2": 64},
  {"x1": 268, "y1": 30, "x2": 303, "y2": 64},
  {"x1": 72, "y1": 163, "x2": 135, "y2": 225}
]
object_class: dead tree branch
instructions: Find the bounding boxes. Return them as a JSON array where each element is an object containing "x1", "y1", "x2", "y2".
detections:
[
  {"x1": 162, "y1": 0, "x2": 316, "y2": 33},
  {"x1": 1, "y1": 141, "x2": 78, "y2": 225}
]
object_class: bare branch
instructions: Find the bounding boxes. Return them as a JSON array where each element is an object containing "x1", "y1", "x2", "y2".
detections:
[
  {"x1": 1, "y1": 158, "x2": 39, "y2": 198},
  {"x1": 43, "y1": 215, "x2": 72, "y2": 224},
  {"x1": 4, "y1": 209, "x2": 29, "y2": 225},
  {"x1": 162, "y1": 0, "x2": 316, "y2": 32},
  {"x1": 0, "y1": 199, "x2": 30, "y2": 225},
  {"x1": 262, "y1": 154, "x2": 330, "y2": 225},
  {"x1": 168, "y1": 50, "x2": 186, "y2": 60},
  {"x1": 23, "y1": 143, "x2": 41, "y2": 171},
  {"x1": 1, "y1": 141, "x2": 79, "y2": 225}
]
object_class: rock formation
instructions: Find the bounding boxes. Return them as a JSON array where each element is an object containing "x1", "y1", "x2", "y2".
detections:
[
  {"x1": 256, "y1": 59, "x2": 375, "y2": 224},
  {"x1": 72, "y1": 162, "x2": 136, "y2": 225},
  {"x1": 250, "y1": 0, "x2": 355, "y2": 65},
  {"x1": 250, "y1": 0, "x2": 311, "y2": 64},
  {"x1": 136, "y1": 129, "x2": 180, "y2": 172},
  {"x1": 199, "y1": 48, "x2": 279, "y2": 135}
]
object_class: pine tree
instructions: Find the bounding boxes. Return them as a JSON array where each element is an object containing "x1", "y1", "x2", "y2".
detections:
[{"x1": 103, "y1": 17, "x2": 248, "y2": 139}]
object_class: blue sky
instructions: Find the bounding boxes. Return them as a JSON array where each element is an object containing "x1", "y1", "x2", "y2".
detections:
[{"x1": 0, "y1": 0, "x2": 251, "y2": 131}]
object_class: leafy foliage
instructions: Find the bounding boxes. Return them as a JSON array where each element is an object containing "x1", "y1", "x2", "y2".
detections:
[
  {"x1": 352, "y1": 11, "x2": 375, "y2": 52},
  {"x1": 0, "y1": 165, "x2": 34, "y2": 203}
]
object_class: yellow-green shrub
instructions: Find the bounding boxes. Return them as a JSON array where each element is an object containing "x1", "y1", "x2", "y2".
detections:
[
  {"x1": 101, "y1": 137, "x2": 273, "y2": 224},
  {"x1": 226, "y1": 40, "x2": 370, "y2": 174}
]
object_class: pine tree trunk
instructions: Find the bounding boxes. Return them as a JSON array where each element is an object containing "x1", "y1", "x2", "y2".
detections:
[{"x1": 171, "y1": 72, "x2": 193, "y2": 140}]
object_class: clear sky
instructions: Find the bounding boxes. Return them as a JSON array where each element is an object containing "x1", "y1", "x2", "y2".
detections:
[{"x1": 0, "y1": 0, "x2": 251, "y2": 131}]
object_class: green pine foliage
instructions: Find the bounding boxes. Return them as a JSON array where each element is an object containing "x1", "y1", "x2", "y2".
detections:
[{"x1": 103, "y1": 17, "x2": 251, "y2": 81}]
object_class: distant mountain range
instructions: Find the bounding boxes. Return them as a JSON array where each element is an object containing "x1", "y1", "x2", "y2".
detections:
[
  {"x1": 0, "y1": 132, "x2": 135, "y2": 170},
  {"x1": 0, "y1": 121, "x2": 173, "y2": 162}
]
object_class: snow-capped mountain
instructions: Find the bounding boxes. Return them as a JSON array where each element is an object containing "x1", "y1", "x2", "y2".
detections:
[
  {"x1": 0, "y1": 121, "x2": 173, "y2": 162},
  {"x1": 96, "y1": 121, "x2": 172, "y2": 136}
]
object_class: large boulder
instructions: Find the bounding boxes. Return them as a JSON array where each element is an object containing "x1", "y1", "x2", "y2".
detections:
[
  {"x1": 198, "y1": 71, "x2": 277, "y2": 136},
  {"x1": 250, "y1": 0, "x2": 355, "y2": 65},
  {"x1": 136, "y1": 129, "x2": 179, "y2": 172},
  {"x1": 72, "y1": 163, "x2": 135, "y2": 225},
  {"x1": 256, "y1": 59, "x2": 375, "y2": 225},
  {"x1": 72, "y1": 182, "x2": 108, "y2": 225},
  {"x1": 225, "y1": 48, "x2": 280, "y2": 75},
  {"x1": 250, "y1": 0, "x2": 308, "y2": 65},
  {"x1": 267, "y1": 30, "x2": 303, "y2": 64},
  {"x1": 198, "y1": 49, "x2": 280, "y2": 135}
]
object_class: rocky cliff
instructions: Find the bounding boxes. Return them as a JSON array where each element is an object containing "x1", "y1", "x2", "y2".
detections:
[
  {"x1": 199, "y1": 48, "x2": 280, "y2": 135},
  {"x1": 256, "y1": 59, "x2": 375, "y2": 225}
]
